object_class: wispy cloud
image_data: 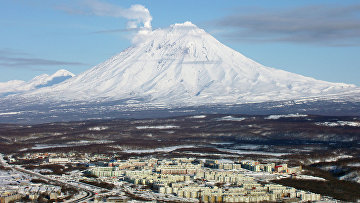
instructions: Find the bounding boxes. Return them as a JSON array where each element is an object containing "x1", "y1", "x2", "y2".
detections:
[
  {"x1": 0, "y1": 48, "x2": 30, "y2": 57},
  {"x1": 213, "y1": 4, "x2": 360, "y2": 46},
  {"x1": 58, "y1": 0, "x2": 152, "y2": 29},
  {"x1": 0, "y1": 49, "x2": 86, "y2": 69}
]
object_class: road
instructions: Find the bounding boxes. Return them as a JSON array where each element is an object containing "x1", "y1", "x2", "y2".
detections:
[
  {"x1": 14, "y1": 166, "x2": 95, "y2": 202},
  {"x1": 68, "y1": 190, "x2": 93, "y2": 203},
  {"x1": 0, "y1": 153, "x2": 95, "y2": 202}
]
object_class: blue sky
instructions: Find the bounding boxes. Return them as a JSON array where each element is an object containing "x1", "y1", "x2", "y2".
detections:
[{"x1": 1, "y1": 0, "x2": 359, "y2": 85}]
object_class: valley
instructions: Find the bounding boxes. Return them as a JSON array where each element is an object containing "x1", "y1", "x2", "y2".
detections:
[
  {"x1": 1, "y1": 114, "x2": 359, "y2": 181},
  {"x1": 1, "y1": 2, "x2": 359, "y2": 202},
  {"x1": 1, "y1": 114, "x2": 360, "y2": 201}
]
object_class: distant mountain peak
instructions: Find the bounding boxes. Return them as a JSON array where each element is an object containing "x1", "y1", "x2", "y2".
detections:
[
  {"x1": 0, "y1": 69, "x2": 75, "y2": 97},
  {"x1": 52, "y1": 69, "x2": 75, "y2": 77}
]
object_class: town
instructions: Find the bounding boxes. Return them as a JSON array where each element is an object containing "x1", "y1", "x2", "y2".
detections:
[{"x1": 0, "y1": 151, "x2": 336, "y2": 203}]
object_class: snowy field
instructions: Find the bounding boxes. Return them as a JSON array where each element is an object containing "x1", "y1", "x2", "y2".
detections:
[
  {"x1": 315, "y1": 121, "x2": 360, "y2": 127},
  {"x1": 265, "y1": 114, "x2": 308, "y2": 120},
  {"x1": 216, "y1": 116, "x2": 246, "y2": 121},
  {"x1": 31, "y1": 140, "x2": 114, "y2": 149},
  {"x1": 123, "y1": 145, "x2": 195, "y2": 153},
  {"x1": 136, "y1": 125, "x2": 180, "y2": 129},
  {"x1": 216, "y1": 148, "x2": 289, "y2": 157}
]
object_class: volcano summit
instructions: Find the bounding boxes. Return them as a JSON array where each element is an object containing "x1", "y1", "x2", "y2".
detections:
[{"x1": 1, "y1": 22, "x2": 359, "y2": 123}]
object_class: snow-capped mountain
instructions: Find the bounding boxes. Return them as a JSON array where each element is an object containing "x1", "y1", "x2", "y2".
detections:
[
  {"x1": 0, "y1": 69, "x2": 74, "y2": 97},
  {"x1": 0, "y1": 22, "x2": 358, "y2": 124},
  {"x1": 19, "y1": 22, "x2": 357, "y2": 106},
  {"x1": 4, "y1": 22, "x2": 360, "y2": 108}
]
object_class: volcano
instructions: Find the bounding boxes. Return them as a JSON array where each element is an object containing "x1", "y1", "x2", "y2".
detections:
[
  {"x1": 1, "y1": 22, "x2": 359, "y2": 123},
  {"x1": 16, "y1": 22, "x2": 357, "y2": 105}
]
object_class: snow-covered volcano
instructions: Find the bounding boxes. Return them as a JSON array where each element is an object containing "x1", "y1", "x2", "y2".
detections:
[{"x1": 18, "y1": 22, "x2": 358, "y2": 105}]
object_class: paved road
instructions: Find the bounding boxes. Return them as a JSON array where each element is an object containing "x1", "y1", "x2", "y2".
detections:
[
  {"x1": 67, "y1": 190, "x2": 93, "y2": 203},
  {"x1": 0, "y1": 153, "x2": 95, "y2": 202},
  {"x1": 15, "y1": 167, "x2": 95, "y2": 202}
]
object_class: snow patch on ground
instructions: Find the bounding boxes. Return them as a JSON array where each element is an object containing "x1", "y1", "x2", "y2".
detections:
[
  {"x1": 216, "y1": 148, "x2": 288, "y2": 157},
  {"x1": 347, "y1": 163, "x2": 360, "y2": 167},
  {"x1": 265, "y1": 113, "x2": 307, "y2": 120},
  {"x1": 295, "y1": 175, "x2": 326, "y2": 181},
  {"x1": 136, "y1": 125, "x2": 179, "y2": 129},
  {"x1": 184, "y1": 152, "x2": 237, "y2": 157},
  {"x1": 88, "y1": 126, "x2": 109, "y2": 131},
  {"x1": 315, "y1": 121, "x2": 360, "y2": 127},
  {"x1": 216, "y1": 116, "x2": 245, "y2": 121},
  {"x1": 32, "y1": 144, "x2": 72, "y2": 149},
  {"x1": 33, "y1": 169, "x2": 52, "y2": 173},
  {"x1": 339, "y1": 171, "x2": 360, "y2": 183},
  {"x1": 31, "y1": 140, "x2": 114, "y2": 149},
  {"x1": 310, "y1": 155, "x2": 353, "y2": 164},
  {"x1": 190, "y1": 115, "x2": 206, "y2": 119},
  {"x1": 0, "y1": 111, "x2": 22, "y2": 116},
  {"x1": 67, "y1": 140, "x2": 114, "y2": 145},
  {"x1": 123, "y1": 145, "x2": 195, "y2": 153},
  {"x1": 232, "y1": 144, "x2": 263, "y2": 150},
  {"x1": 211, "y1": 142, "x2": 234, "y2": 145}
]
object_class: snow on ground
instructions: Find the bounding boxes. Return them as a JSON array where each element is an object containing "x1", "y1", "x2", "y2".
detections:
[
  {"x1": 319, "y1": 165, "x2": 337, "y2": 171},
  {"x1": 339, "y1": 171, "x2": 360, "y2": 183},
  {"x1": 315, "y1": 121, "x2": 360, "y2": 127},
  {"x1": 33, "y1": 169, "x2": 52, "y2": 173},
  {"x1": 31, "y1": 140, "x2": 114, "y2": 149},
  {"x1": 265, "y1": 113, "x2": 307, "y2": 120},
  {"x1": 347, "y1": 163, "x2": 360, "y2": 167},
  {"x1": 136, "y1": 125, "x2": 179, "y2": 129},
  {"x1": 88, "y1": 126, "x2": 109, "y2": 131},
  {"x1": 211, "y1": 142, "x2": 234, "y2": 145},
  {"x1": 309, "y1": 155, "x2": 353, "y2": 164},
  {"x1": 0, "y1": 170, "x2": 32, "y2": 187},
  {"x1": 184, "y1": 152, "x2": 237, "y2": 157},
  {"x1": 123, "y1": 145, "x2": 195, "y2": 153},
  {"x1": 216, "y1": 116, "x2": 245, "y2": 121},
  {"x1": 190, "y1": 115, "x2": 206, "y2": 119},
  {"x1": 232, "y1": 144, "x2": 263, "y2": 150},
  {"x1": 245, "y1": 173, "x2": 325, "y2": 182},
  {"x1": 216, "y1": 148, "x2": 288, "y2": 157},
  {"x1": 32, "y1": 144, "x2": 73, "y2": 149},
  {"x1": 324, "y1": 155, "x2": 353, "y2": 162},
  {"x1": 67, "y1": 140, "x2": 114, "y2": 145},
  {"x1": 295, "y1": 175, "x2": 326, "y2": 181},
  {"x1": 217, "y1": 159, "x2": 234, "y2": 163},
  {"x1": 261, "y1": 158, "x2": 286, "y2": 163},
  {"x1": 0, "y1": 111, "x2": 22, "y2": 116}
]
